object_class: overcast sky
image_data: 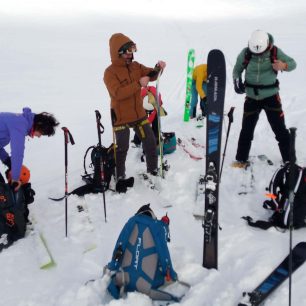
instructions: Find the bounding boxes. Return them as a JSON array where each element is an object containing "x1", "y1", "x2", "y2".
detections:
[{"x1": 0, "y1": 0, "x2": 305, "y2": 19}]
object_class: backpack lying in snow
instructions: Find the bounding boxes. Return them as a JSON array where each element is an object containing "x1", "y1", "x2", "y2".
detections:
[
  {"x1": 243, "y1": 163, "x2": 306, "y2": 230},
  {"x1": 81, "y1": 143, "x2": 116, "y2": 192},
  {"x1": 50, "y1": 143, "x2": 116, "y2": 201},
  {"x1": 0, "y1": 182, "x2": 35, "y2": 251},
  {"x1": 104, "y1": 204, "x2": 181, "y2": 302},
  {"x1": 158, "y1": 132, "x2": 176, "y2": 155}
]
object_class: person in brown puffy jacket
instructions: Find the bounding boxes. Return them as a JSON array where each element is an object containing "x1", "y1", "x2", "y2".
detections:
[{"x1": 104, "y1": 33, "x2": 166, "y2": 192}]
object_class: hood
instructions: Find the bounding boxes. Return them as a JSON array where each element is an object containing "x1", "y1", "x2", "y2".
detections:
[
  {"x1": 22, "y1": 107, "x2": 35, "y2": 134},
  {"x1": 109, "y1": 33, "x2": 134, "y2": 64}
]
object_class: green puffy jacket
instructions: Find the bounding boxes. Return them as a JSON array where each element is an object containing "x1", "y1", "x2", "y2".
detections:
[{"x1": 233, "y1": 33, "x2": 296, "y2": 100}]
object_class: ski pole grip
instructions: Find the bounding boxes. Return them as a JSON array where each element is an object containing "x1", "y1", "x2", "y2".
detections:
[
  {"x1": 227, "y1": 107, "x2": 235, "y2": 123},
  {"x1": 95, "y1": 110, "x2": 101, "y2": 121},
  {"x1": 95, "y1": 110, "x2": 104, "y2": 134},
  {"x1": 62, "y1": 127, "x2": 75, "y2": 145}
]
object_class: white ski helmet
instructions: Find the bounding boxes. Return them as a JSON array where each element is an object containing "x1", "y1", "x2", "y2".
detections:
[{"x1": 248, "y1": 30, "x2": 269, "y2": 54}]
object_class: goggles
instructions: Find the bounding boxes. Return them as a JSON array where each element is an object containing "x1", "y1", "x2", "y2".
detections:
[{"x1": 118, "y1": 42, "x2": 137, "y2": 55}]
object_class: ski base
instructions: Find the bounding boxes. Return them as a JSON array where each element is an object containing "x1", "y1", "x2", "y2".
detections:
[
  {"x1": 177, "y1": 138, "x2": 204, "y2": 160},
  {"x1": 238, "y1": 242, "x2": 306, "y2": 306}
]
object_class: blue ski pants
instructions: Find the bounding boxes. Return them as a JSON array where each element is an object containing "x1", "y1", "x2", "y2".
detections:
[{"x1": 190, "y1": 80, "x2": 207, "y2": 118}]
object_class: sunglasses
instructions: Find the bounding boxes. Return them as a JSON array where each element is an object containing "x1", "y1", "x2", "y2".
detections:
[{"x1": 118, "y1": 43, "x2": 137, "y2": 55}]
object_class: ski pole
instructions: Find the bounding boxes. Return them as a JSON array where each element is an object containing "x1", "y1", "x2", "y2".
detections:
[
  {"x1": 155, "y1": 69, "x2": 164, "y2": 178},
  {"x1": 62, "y1": 127, "x2": 75, "y2": 237},
  {"x1": 220, "y1": 107, "x2": 235, "y2": 181},
  {"x1": 288, "y1": 127, "x2": 297, "y2": 306},
  {"x1": 94, "y1": 110, "x2": 107, "y2": 223},
  {"x1": 112, "y1": 127, "x2": 118, "y2": 182}
]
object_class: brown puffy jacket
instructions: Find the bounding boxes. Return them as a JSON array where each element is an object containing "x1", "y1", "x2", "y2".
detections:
[{"x1": 104, "y1": 33, "x2": 156, "y2": 127}]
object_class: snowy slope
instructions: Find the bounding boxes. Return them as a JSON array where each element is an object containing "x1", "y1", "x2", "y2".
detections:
[{"x1": 1, "y1": 1, "x2": 306, "y2": 305}]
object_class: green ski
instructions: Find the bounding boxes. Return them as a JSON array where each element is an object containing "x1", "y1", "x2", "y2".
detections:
[{"x1": 183, "y1": 49, "x2": 195, "y2": 122}]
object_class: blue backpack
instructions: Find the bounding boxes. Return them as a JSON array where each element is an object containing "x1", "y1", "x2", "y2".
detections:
[{"x1": 105, "y1": 204, "x2": 179, "y2": 301}]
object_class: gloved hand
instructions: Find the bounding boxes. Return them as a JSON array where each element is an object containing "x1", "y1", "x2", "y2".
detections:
[
  {"x1": 234, "y1": 78, "x2": 245, "y2": 94},
  {"x1": 116, "y1": 179, "x2": 127, "y2": 193},
  {"x1": 3, "y1": 157, "x2": 11, "y2": 169},
  {"x1": 11, "y1": 180, "x2": 22, "y2": 192},
  {"x1": 23, "y1": 183, "x2": 36, "y2": 205},
  {"x1": 200, "y1": 97, "x2": 207, "y2": 116},
  {"x1": 200, "y1": 97, "x2": 207, "y2": 105}
]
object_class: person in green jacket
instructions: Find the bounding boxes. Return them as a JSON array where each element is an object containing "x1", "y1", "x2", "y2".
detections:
[{"x1": 232, "y1": 30, "x2": 296, "y2": 167}]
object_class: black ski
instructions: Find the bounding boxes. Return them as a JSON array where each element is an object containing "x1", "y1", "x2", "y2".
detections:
[
  {"x1": 238, "y1": 241, "x2": 306, "y2": 306},
  {"x1": 203, "y1": 49, "x2": 226, "y2": 269}
]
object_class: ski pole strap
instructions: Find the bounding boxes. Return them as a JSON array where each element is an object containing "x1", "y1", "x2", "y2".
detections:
[
  {"x1": 242, "y1": 216, "x2": 273, "y2": 230},
  {"x1": 245, "y1": 79, "x2": 279, "y2": 96},
  {"x1": 113, "y1": 119, "x2": 150, "y2": 132}
]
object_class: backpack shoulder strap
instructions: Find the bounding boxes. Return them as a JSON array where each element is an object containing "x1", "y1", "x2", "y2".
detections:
[
  {"x1": 149, "y1": 220, "x2": 176, "y2": 277},
  {"x1": 243, "y1": 48, "x2": 252, "y2": 69},
  {"x1": 270, "y1": 45, "x2": 278, "y2": 63},
  {"x1": 242, "y1": 216, "x2": 274, "y2": 230}
]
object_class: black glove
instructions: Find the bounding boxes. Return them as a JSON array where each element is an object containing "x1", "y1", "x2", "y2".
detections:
[
  {"x1": 116, "y1": 179, "x2": 128, "y2": 193},
  {"x1": 3, "y1": 157, "x2": 11, "y2": 169},
  {"x1": 200, "y1": 97, "x2": 207, "y2": 116},
  {"x1": 234, "y1": 78, "x2": 245, "y2": 94},
  {"x1": 23, "y1": 183, "x2": 36, "y2": 205},
  {"x1": 200, "y1": 97, "x2": 207, "y2": 105},
  {"x1": 146, "y1": 64, "x2": 161, "y2": 78}
]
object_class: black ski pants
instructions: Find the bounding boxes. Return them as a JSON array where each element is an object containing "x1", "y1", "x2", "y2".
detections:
[
  {"x1": 236, "y1": 94, "x2": 290, "y2": 163},
  {"x1": 115, "y1": 122, "x2": 157, "y2": 179},
  {"x1": 133, "y1": 117, "x2": 159, "y2": 145}
]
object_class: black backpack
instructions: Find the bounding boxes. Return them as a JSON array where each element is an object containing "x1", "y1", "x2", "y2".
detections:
[
  {"x1": 243, "y1": 163, "x2": 306, "y2": 230},
  {"x1": 0, "y1": 183, "x2": 35, "y2": 251},
  {"x1": 82, "y1": 143, "x2": 116, "y2": 192}
]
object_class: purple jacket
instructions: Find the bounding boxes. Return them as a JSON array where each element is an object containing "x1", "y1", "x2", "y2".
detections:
[{"x1": 0, "y1": 107, "x2": 35, "y2": 181}]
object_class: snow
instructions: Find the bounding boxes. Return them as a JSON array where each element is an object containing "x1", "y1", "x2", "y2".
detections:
[{"x1": 1, "y1": 1, "x2": 306, "y2": 305}]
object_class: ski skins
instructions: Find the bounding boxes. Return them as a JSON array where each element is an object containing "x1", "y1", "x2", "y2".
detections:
[
  {"x1": 183, "y1": 49, "x2": 195, "y2": 122},
  {"x1": 203, "y1": 49, "x2": 226, "y2": 269}
]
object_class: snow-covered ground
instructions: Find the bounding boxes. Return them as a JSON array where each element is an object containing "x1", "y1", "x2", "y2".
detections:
[{"x1": 1, "y1": 1, "x2": 306, "y2": 305}]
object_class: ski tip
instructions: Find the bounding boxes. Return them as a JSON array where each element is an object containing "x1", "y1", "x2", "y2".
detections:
[{"x1": 40, "y1": 260, "x2": 56, "y2": 270}]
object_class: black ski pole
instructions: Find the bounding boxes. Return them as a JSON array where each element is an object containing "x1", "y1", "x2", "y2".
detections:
[
  {"x1": 155, "y1": 70, "x2": 165, "y2": 178},
  {"x1": 288, "y1": 127, "x2": 297, "y2": 306},
  {"x1": 220, "y1": 107, "x2": 235, "y2": 181},
  {"x1": 62, "y1": 127, "x2": 75, "y2": 237},
  {"x1": 94, "y1": 110, "x2": 107, "y2": 223}
]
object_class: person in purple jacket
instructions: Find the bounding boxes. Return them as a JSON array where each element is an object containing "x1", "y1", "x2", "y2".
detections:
[{"x1": 0, "y1": 107, "x2": 59, "y2": 190}]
